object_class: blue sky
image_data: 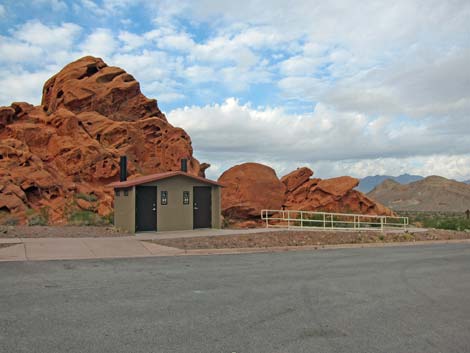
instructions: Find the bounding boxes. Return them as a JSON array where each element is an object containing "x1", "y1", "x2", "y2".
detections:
[{"x1": 1, "y1": 0, "x2": 470, "y2": 180}]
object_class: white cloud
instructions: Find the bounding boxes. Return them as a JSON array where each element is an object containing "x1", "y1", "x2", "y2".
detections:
[
  {"x1": 311, "y1": 155, "x2": 470, "y2": 182},
  {"x1": 31, "y1": 0, "x2": 67, "y2": 12},
  {"x1": 184, "y1": 66, "x2": 216, "y2": 83},
  {"x1": 79, "y1": 0, "x2": 107, "y2": 16},
  {"x1": 147, "y1": 30, "x2": 195, "y2": 52},
  {"x1": 0, "y1": 69, "x2": 56, "y2": 105},
  {"x1": 13, "y1": 21, "x2": 81, "y2": 50},
  {"x1": 0, "y1": 38, "x2": 43, "y2": 64},
  {"x1": 279, "y1": 55, "x2": 323, "y2": 76},
  {"x1": 80, "y1": 28, "x2": 117, "y2": 59},
  {"x1": 168, "y1": 98, "x2": 470, "y2": 180},
  {"x1": 118, "y1": 31, "x2": 147, "y2": 52},
  {"x1": 0, "y1": 21, "x2": 84, "y2": 105}
]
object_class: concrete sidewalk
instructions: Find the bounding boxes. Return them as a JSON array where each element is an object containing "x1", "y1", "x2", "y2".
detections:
[
  {"x1": 0, "y1": 236, "x2": 183, "y2": 262},
  {"x1": 135, "y1": 227, "x2": 280, "y2": 240},
  {"x1": 0, "y1": 228, "x2": 276, "y2": 262}
]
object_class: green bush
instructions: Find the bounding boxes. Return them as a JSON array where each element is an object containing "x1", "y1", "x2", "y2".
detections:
[
  {"x1": 399, "y1": 211, "x2": 470, "y2": 231},
  {"x1": 75, "y1": 193, "x2": 98, "y2": 202},
  {"x1": 68, "y1": 210, "x2": 107, "y2": 226},
  {"x1": 103, "y1": 212, "x2": 114, "y2": 225},
  {"x1": 26, "y1": 207, "x2": 49, "y2": 226}
]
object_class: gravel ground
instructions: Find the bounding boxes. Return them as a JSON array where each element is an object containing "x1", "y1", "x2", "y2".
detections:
[
  {"x1": 0, "y1": 225, "x2": 131, "y2": 238},
  {"x1": 151, "y1": 229, "x2": 470, "y2": 249}
]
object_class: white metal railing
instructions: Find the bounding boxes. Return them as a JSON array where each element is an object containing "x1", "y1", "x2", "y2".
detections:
[{"x1": 261, "y1": 209, "x2": 408, "y2": 231}]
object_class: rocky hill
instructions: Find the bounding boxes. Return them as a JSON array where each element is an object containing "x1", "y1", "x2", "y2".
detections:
[
  {"x1": 218, "y1": 164, "x2": 393, "y2": 226},
  {"x1": 0, "y1": 56, "x2": 205, "y2": 224},
  {"x1": 367, "y1": 176, "x2": 470, "y2": 212},
  {"x1": 357, "y1": 174, "x2": 424, "y2": 193}
]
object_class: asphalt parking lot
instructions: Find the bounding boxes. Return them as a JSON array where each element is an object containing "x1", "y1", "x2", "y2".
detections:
[{"x1": 1, "y1": 243, "x2": 470, "y2": 353}]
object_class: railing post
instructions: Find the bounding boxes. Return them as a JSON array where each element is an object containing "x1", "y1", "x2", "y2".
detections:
[
  {"x1": 380, "y1": 217, "x2": 384, "y2": 232},
  {"x1": 287, "y1": 210, "x2": 290, "y2": 229},
  {"x1": 300, "y1": 211, "x2": 303, "y2": 228},
  {"x1": 331, "y1": 214, "x2": 334, "y2": 228},
  {"x1": 323, "y1": 213, "x2": 326, "y2": 229}
]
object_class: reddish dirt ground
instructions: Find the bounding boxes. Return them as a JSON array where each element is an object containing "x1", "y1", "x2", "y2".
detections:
[
  {"x1": 0, "y1": 226, "x2": 130, "y2": 238},
  {"x1": 151, "y1": 229, "x2": 470, "y2": 249}
]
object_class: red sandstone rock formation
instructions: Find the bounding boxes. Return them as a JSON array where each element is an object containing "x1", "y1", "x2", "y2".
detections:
[
  {"x1": 218, "y1": 163, "x2": 286, "y2": 220},
  {"x1": 280, "y1": 167, "x2": 314, "y2": 193},
  {"x1": 42, "y1": 56, "x2": 166, "y2": 122},
  {"x1": 0, "y1": 56, "x2": 204, "y2": 224},
  {"x1": 282, "y1": 170, "x2": 394, "y2": 216},
  {"x1": 219, "y1": 164, "x2": 394, "y2": 224}
]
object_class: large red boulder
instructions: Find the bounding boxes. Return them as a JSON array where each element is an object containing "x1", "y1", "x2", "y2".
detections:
[
  {"x1": 218, "y1": 163, "x2": 286, "y2": 219},
  {"x1": 0, "y1": 56, "x2": 205, "y2": 225},
  {"x1": 218, "y1": 163, "x2": 394, "y2": 226}
]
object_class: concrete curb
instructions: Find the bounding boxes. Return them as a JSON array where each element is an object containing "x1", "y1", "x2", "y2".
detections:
[{"x1": 167, "y1": 238, "x2": 470, "y2": 256}]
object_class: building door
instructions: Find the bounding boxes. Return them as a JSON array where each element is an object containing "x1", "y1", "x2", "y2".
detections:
[
  {"x1": 136, "y1": 186, "x2": 157, "y2": 231},
  {"x1": 193, "y1": 186, "x2": 212, "y2": 229}
]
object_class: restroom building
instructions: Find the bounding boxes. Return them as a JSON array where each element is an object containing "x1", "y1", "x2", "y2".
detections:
[{"x1": 109, "y1": 158, "x2": 222, "y2": 233}]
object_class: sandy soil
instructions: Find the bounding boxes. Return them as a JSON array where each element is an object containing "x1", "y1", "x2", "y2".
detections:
[
  {"x1": 151, "y1": 229, "x2": 470, "y2": 249},
  {"x1": 0, "y1": 226, "x2": 131, "y2": 238}
]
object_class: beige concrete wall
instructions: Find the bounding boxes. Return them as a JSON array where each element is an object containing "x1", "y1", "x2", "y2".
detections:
[
  {"x1": 142, "y1": 175, "x2": 221, "y2": 231},
  {"x1": 212, "y1": 186, "x2": 221, "y2": 229},
  {"x1": 113, "y1": 186, "x2": 135, "y2": 233}
]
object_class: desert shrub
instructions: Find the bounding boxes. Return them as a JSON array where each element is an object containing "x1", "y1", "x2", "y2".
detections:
[
  {"x1": 399, "y1": 211, "x2": 470, "y2": 231},
  {"x1": 27, "y1": 207, "x2": 50, "y2": 226},
  {"x1": 68, "y1": 210, "x2": 108, "y2": 226},
  {"x1": 75, "y1": 193, "x2": 98, "y2": 202},
  {"x1": 295, "y1": 213, "x2": 325, "y2": 227},
  {"x1": 103, "y1": 212, "x2": 114, "y2": 225},
  {"x1": 0, "y1": 211, "x2": 19, "y2": 226}
]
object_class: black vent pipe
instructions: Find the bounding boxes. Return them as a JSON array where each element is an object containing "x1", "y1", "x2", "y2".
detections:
[
  {"x1": 119, "y1": 156, "x2": 127, "y2": 181},
  {"x1": 181, "y1": 159, "x2": 188, "y2": 173}
]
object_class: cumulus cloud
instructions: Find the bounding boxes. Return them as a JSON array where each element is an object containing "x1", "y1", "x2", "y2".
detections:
[
  {"x1": 0, "y1": 21, "x2": 84, "y2": 105},
  {"x1": 168, "y1": 99, "x2": 470, "y2": 180},
  {"x1": 13, "y1": 21, "x2": 81, "y2": 50},
  {"x1": 80, "y1": 28, "x2": 117, "y2": 59},
  {"x1": 118, "y1": 31, "x2": 147, "y2": 52},
  {"x1": 0, "y1": 69, "x2": 56, "y2": 105}
]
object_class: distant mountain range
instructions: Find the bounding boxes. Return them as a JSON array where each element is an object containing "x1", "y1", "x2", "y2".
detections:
[
  {"x1": 367, "y1": 176, "x2": 470, "y2": 212},
  {"x1": 357, "y1": 174, "x2": 424, "y2": 193}
]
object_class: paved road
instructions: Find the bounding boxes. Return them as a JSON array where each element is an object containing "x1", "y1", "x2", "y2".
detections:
[{"x1": 1, "y1": 244, "x2": 470, "y2": 353}]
